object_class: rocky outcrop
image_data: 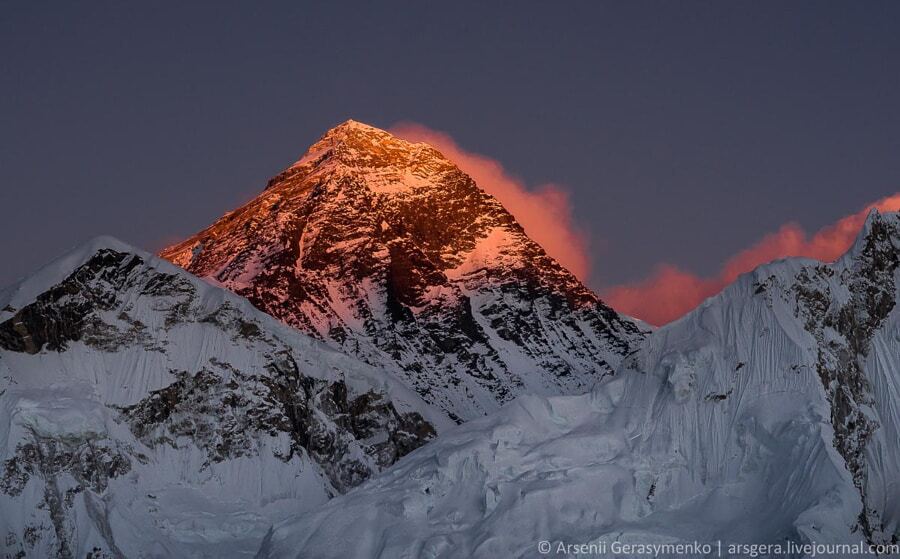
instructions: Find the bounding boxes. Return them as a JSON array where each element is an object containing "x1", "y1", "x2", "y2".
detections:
[
  {"x1": 2, "y1": 433, "x2": 132, "y2": 559},
  {"x1": 790, "y1": 212, "x2": 899, "y2": 543},
  {"x1": 118, "y1": 359, "x2": 434, "y2": 492}
]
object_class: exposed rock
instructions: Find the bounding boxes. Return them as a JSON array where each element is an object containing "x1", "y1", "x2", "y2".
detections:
[{"x1": 791, "y1": 212, "x2": 899, "y2": 543}]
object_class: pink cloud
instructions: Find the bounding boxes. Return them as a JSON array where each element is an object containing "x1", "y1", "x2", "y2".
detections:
[
  {"x1": 602, "y1": 193, "x2": 900, "y2": 326},
  {"x1": 390, "y1": 122, "x2": 593, "y2": 282}
]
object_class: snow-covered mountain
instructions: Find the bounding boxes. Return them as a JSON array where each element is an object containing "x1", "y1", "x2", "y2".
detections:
[
  {"x1": 8, "y1": 121, "x2": 897, "y2": 559},
  {"x1": 160, "y1": 120, "x2": 647, "y2": 421},
  {"x1": 0, "y1": 237, "x2": 447, "y2": 558},
  {"x1": 259, "y1": 210, "x2": 900, "y2": 558}
]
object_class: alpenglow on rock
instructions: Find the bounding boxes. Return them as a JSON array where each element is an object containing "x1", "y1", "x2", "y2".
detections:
[
  {"x1": 0, "y1": 237, "x2": 445, "y2": 558},
  {"x1": 258, "y1": 211, "x2": 900, "y2": 558},
  {"x1": 161, "y1": 120, "x2": 647, "y2": 421}
]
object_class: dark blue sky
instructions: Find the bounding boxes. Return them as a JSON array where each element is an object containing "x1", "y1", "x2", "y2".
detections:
[{"x1": 2, "y1": 1, "x2": 899, "y2": 290}]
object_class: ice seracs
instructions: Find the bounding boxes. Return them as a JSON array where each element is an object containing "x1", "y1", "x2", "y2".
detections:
[
  {"x1": 161, "y1": 119, "x2": 647, "y2": 421},
  {"x1": 258, "y1": 211, "x2": 900, "y2": 558}
]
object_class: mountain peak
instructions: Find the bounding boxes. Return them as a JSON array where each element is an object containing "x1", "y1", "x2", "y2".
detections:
[
  {"x1": 162, "y1": 121, "x2": 646, "y2": 420},
  {"x1": 317, "y1": 119, "x2": 392, "y2": 146},
  {"x1": 839, "y1": 208, "x2": 900, "y2": 268},
  {"x1": 283, "y1": 119, "x2": 449, "y2": 182},
  {"x1": 330, "y1": 118, "x2": 383, "y2": 133}
]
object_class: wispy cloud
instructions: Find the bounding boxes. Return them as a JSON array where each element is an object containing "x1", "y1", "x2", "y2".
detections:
[{"x1": 602, "y1": 194, "x2": 900, "y2": 326}]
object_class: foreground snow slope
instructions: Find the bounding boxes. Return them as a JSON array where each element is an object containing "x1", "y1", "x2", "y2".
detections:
[
  {"x1": 0, "y1": 237, "x2": 446, "y2": 558},
  {"x1": 260, "y1": 211, "x2": 900, "y2": 558},
  {"x1": 161, "y1": 120, "x2": 647, "y2": 421}
]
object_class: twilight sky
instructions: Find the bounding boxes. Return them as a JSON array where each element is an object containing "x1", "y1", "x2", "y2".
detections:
[{"x1": 2, "y1": 2, "x2": 900, "y2": 322}]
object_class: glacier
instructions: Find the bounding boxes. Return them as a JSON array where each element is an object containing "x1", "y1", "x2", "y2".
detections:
[{"x1": 258, "y1": 211, "x2": 900, "y2": 558}]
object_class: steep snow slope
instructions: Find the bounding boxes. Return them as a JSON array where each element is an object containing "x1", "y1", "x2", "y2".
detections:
[
  {"x1": 0, "y1": 237, "x2": 446, "y2": 558},
  {"x1": 161, "y1": 120, "x2": 647, "y2": 421},
  {"x1": 259, "y1": 211, "x2": 900, "y2": 558}
]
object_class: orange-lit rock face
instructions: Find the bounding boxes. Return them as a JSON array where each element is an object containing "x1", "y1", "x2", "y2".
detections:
[
  {"x1": 391, "y1": 122, "x2": 591, "y2": 282},
  {"x1": 162, "y1": 120, "x2": 646, "y2": 420}
]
